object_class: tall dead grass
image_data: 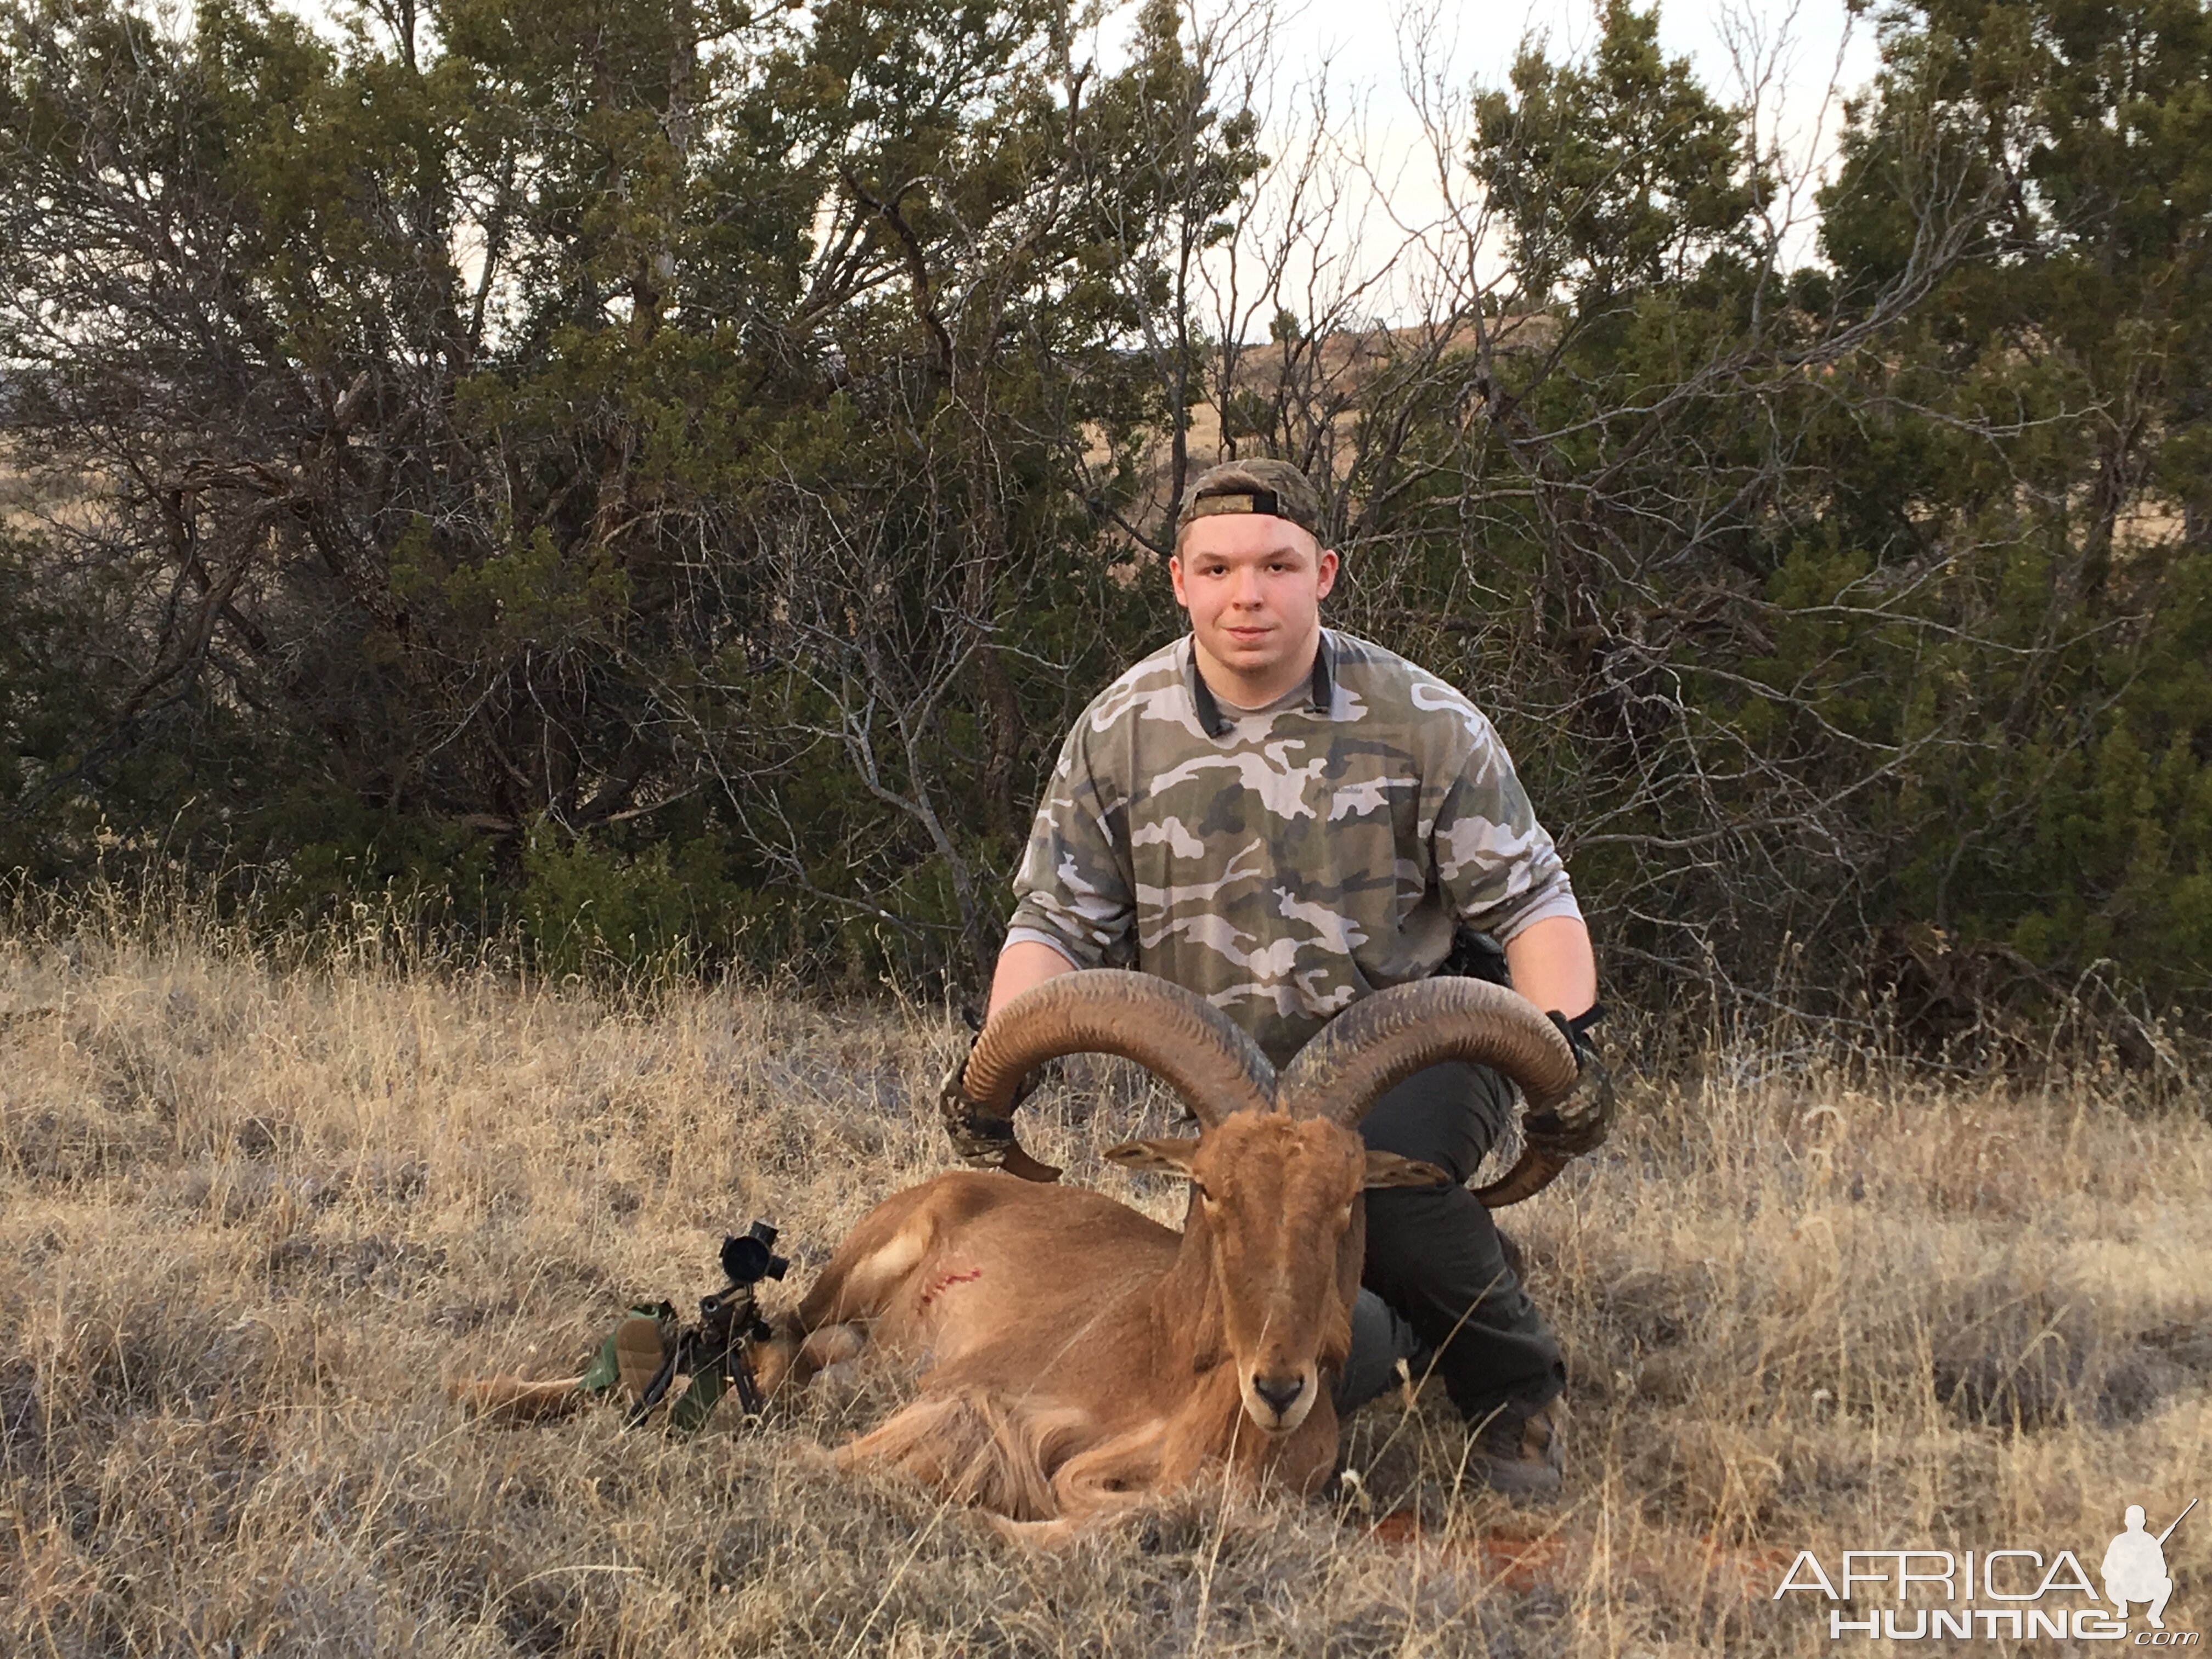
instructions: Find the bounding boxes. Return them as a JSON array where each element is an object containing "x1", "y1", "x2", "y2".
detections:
[{"x1": 1, "y1": 893, "x2": 2207, "y2": 1656}]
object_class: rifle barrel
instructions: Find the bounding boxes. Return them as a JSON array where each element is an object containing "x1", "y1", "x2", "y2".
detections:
[{"x1": 2155, "y1": 1497, "x2": 2197, "y2": 1547}]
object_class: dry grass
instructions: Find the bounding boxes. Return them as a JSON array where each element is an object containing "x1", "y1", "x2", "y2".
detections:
[{"x1": 1, "y1": 901, "x2": 2207, "y2": 1657}]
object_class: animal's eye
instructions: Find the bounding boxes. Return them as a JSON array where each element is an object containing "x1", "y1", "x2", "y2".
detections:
[{"x1": 1191, "y1": 1182, "x2": 1214, "y2": 1203}]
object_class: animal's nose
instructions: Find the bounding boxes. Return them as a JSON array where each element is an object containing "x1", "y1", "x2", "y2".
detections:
[{"x1": 1252, "y1": 1373, "x2": 1305, "y2": 1415}]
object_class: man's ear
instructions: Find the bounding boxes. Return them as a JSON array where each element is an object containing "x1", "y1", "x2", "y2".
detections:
[
  {"x1": 1104, "y1": 1137, "x2": 1202, "y2": 1176},
  {"x1": 1363, "y1": 1149, "x2": 1451, "y2": 1189}
]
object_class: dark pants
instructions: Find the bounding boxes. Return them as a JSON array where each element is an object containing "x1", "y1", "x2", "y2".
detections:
[{"x1": 1352, "y1": 1061, "x2": 1565, "y2": 1422}]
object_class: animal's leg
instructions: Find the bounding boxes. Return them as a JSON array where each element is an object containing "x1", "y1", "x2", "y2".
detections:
[
  {"x1": 751, "y1": 1188, "x2": 943, "y2": 1400},
  {"x1": 748, "y1": 1316, "x2": 868, "y2": 1398},
  {"x1": 746, "y1": 1317, "x2": 805, "y2": 1398},
  {"x1": 761, "y1": 1178, "x2": 1009, "y2": 1404},
  {"x1": 794, "y1": 1188, "x2": 941, "y2": 1331},
  {"x1": 802, "y1": 1321, "x2": 867, "y2": 1371},
  {"x1": 981, "y1": 1421, "x2": 1169, "y2": 1537},
  {"x1": 1047, "y1": 1423, "x2": 1166, "y2": 1515},
  {"x1": 986, "y1": 1513, "x2": 1096, "y2": 1548},
  {"x1": 837, "y1": 1394, "x2": 1047, "y2": 1520},
  {"x1": 982, "y1": 1426, "x2": 1178, "y2": 1546},
  {"x1": 837, "y1": 1390, "x2": 1077, "y2": 1522},
  {"x1": 450, "y1": 1373, "x2": 589, "y2": 1420}
]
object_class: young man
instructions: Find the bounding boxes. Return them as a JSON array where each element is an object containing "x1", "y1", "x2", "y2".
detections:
[{"x1": 960, "y1": 458, "x2": 1608, "y2": 1494}]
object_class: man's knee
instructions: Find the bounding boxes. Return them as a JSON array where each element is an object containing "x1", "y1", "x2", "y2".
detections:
[
  {"x1": 1361, "y1": 1181, "x2": 1505, "y2": 1296},
  {"x1": 1361, "y1": 1182, "x2": 1531, "y2": 1331},
  {"x1": 1335, "y1": 1287, "x2": 1423, "y2": 1415},
  {"x1": 1359, "y1": 1061, "x2": 1515, "y2": 1183}
]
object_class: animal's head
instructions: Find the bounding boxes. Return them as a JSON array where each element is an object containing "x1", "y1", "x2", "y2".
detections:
[
  {"x1": 1103, "y1": 1113, "x2": 1443, "y2": 1435},
  {"x1": 956, "y1": 970, "x2": 1579, "y2": 1441}
]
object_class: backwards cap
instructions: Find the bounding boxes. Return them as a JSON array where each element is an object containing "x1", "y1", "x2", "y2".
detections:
[{"x1": 1174, "y1": 458, "x2": 1326, "y2": 543}]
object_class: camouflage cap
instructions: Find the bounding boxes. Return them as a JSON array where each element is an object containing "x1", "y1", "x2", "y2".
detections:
[{"x1": 1175, "y1": 458, "x2": 1326, "y2": 544}]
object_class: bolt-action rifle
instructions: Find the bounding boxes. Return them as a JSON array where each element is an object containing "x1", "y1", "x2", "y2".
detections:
[{"x1": 579, "y1": 1219, "x2": 787, "y2": 1436}]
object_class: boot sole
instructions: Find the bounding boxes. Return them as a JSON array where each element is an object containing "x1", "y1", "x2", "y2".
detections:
[{"x1": 614, "y1": 1316, "x2": 672, "y2": 1403}]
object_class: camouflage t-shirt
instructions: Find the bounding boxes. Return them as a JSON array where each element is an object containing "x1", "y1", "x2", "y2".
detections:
[{"x1": 1005, "y1": 629, "x2": 1582, "y2": 1066}]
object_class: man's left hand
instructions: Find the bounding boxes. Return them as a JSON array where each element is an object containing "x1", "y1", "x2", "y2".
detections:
[{"x1": 1523, "y1": 1009, "x2": 1617, "y2": 1159}]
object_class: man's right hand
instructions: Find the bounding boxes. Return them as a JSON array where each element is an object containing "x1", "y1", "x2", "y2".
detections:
[
  {"x1": 936, "y1": 1023, "x2": 1063, "y2": 1182},
  {"x1": 936, "y1": 1031, "x2": 1020, "y2": 1162},
  {"x1": 943, "y1": 938, "x2": 1078, "y2": 1181}
]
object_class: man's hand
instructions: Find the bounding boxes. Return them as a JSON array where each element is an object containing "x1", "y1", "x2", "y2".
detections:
[
  {"x1": 935, "y1": 1030, "x2": 1022, "y2": 1162},
  {"x1": 936, "y1": 1029, "x2": 1062, "y2": 1182},
  {"x1": 948, "y1": 938, "x2": 1078, "y2": 1181},
  {"x1": 1522, "y1": 1008, "x2": 1617, "y2": 1159}
]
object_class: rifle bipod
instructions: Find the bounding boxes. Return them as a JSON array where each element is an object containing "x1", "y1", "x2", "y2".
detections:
[{"x1": 579, "y1": 1220, "x2": 788, "y2": 1437}]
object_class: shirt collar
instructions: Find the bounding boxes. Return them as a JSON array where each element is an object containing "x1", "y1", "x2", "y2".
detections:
[{"x1": 1184, "y1": 631, "x2": 1335, "y2": 738}]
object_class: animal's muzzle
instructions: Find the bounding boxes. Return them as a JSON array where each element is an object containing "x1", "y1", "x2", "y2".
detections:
[{"x1": 1250, "y1": 1370, "x2": 1307, "y2": 1428}]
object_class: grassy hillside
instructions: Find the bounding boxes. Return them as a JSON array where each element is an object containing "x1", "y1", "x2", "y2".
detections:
[{"x1": 2, "y1": 906, "x2": 2207, "y2": 1656}]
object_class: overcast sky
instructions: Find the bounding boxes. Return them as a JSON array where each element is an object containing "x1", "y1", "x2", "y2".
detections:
[
  {"x1": 1209, "y1": 0, "x2": 1883, "y2": 171},
  {"x1": 1259, "y1": 0, "x2": 1880, "y2": 114},
  {"x1": 1102, "y1": 0, "x2": 1889, "y2": 324}
]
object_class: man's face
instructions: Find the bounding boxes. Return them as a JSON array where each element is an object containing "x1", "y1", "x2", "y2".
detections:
[{"x1": 1169, "y1": 514, "x2": 1339, "y2": 689}]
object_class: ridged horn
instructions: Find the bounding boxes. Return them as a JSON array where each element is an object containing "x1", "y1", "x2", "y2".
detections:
[
  {"x1": 1273, "y1": 979, "x2": 1581, "y2": 1208},
  {"x1": 962, "y1": 969, "x2": 1277, "y2": 1131},
  {"x1": 1468, "y1": 1146, "x2": 1568, "y2": 1209}
]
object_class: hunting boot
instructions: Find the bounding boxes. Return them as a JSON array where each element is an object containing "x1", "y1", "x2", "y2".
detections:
[
  {"x1": 614, "y1": 1312, "x2": 675, "y2": 1406},
  {"x1": 1467, "y1": 1400, "x2": 1564, "y2": 1498}
]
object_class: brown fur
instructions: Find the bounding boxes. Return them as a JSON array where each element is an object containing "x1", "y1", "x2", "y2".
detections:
[
  {"x1": 451, "y1": 1373, "x2": 593, "y2": 1420},
  {"x1": 758, "y1": 1113, "x2": 1446, "y2": 1532}
]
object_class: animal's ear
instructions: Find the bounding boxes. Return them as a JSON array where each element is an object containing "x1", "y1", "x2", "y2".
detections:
[
  {"x1": 1363, "y1": 1150, "x2": 1452, "y2": 1189},
  {"x1": 1103, "y1": 1137, "x2": 1202, "y2": 1177}
]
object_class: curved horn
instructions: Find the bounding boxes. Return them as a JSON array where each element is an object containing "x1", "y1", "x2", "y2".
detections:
[
  {"x1": 1273, "y1": 979, "x2": 1581, "y2": 1207},
  {"x1": 1468, "y1": 1146, "x2": 1568, "y2": 1209},
  {"x1": 963, "y1": 970, "x2": 1277, "y2": 1131}
]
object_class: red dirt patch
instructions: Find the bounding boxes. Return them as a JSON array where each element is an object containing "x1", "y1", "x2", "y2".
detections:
[{"x1": 1365, "y1": 1512, "x2": 1799, "y2": 1600}]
